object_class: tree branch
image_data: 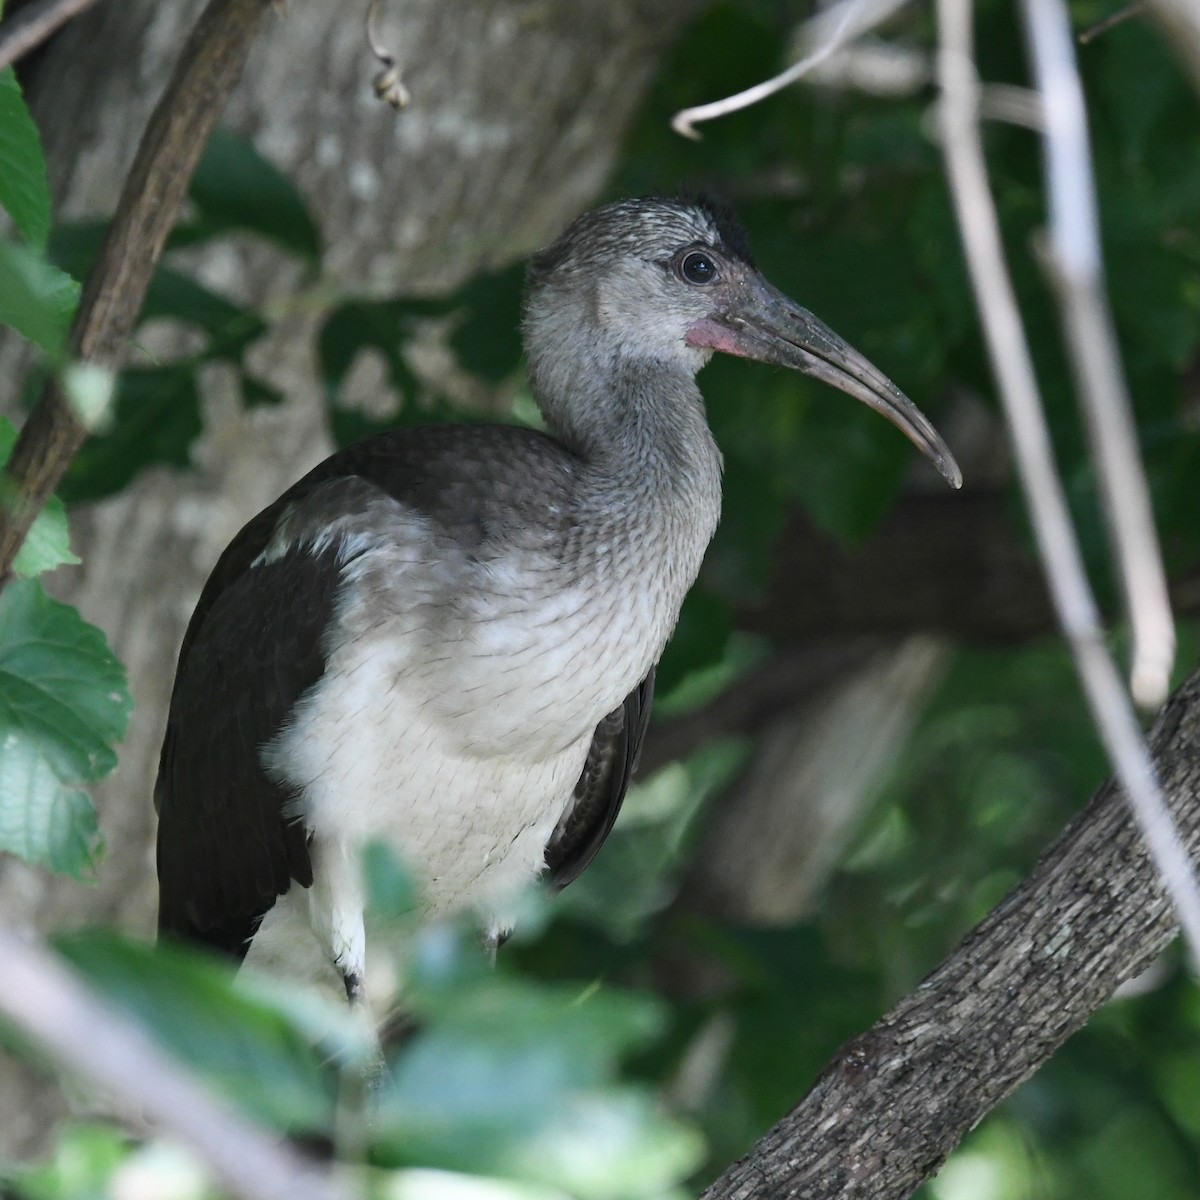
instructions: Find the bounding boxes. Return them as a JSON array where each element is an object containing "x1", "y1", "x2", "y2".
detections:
[
  {"x1": 671, "y1": 0, "x2": 902, "y2": 138},
  {"x1": 0, "y1": 922, "x2": 343, "y2": 1200},
  {"x1": 731, "y1": 490, "x2": 1055, "y2": 645},
  {"x1": 0, "y1": 0, "x2": 102, "y2": 71},
  {"x1": 0, "y1": 0, "x2": 273, "y2": 584},
  {"x1": 742, "y1": 490, "x2": 1200, "y2": 648},
  {"x1": 701, "y1": 663, "x2": 1200, "y2": 1200},
  {"x1": 1021, "y1": 0, "x2": 1174, "y2": 709},
  {"x1": 935, "y1": 0, "x2": 1200, "y2": 961}
]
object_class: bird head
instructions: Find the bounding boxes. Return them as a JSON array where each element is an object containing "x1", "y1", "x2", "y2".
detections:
[{"x1": 524, "y1": 196, "x2": 961, "y2": 488}]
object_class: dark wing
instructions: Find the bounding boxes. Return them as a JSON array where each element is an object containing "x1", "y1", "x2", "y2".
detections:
[
  {"x1": 156, "y1": 423, "x2": 582, "y2": 955},
  {"x1": 155, "y1": 516, "x2": 342, "y2": 959},
  {"x1": 545, "y1": 669, "x2": 656, "y2": 890}
]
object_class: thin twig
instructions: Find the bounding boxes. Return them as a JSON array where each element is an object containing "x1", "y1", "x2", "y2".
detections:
[
  {"x1": 0, "y1": 0, "x2": 272, "y2": 585},
  {"x1": 672, "y1": 0, "x2": 908, "y2": 139},
  {"x1": 935, "y1": 0, "x2": 1200, "y2": 962},
  {"x1": 0, "y1": 923, "x2": 342, "y2": 1200},
  {"x1": 1020, "y1": 0, "x2": 1174, "y2": 709},
  {"x1": 1077, "y1": 3, "x2": 1143, "y2": 43},
  {"x1": 365, "y1": 0, "x2": 408, "y2": 109},
  {"x1": 0, "y1": 0, "x2": 101, "y2": 72},
  {"x1": 977, "y1": 83, "x2": 1043, "y2": 130}
]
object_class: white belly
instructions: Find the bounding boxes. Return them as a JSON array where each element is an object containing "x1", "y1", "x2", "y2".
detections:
[
  {"x1": 263, "y1": 529, "x2": 672, "y2": 926},
  {"x1": 269, "y1": 639, "x2": 592, "y2": 922}
]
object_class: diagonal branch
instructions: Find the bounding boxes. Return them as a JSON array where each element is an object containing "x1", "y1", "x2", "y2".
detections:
[
  {"x1": 0, "y1": 0, "x2": 102, "y2": 72},
  {"x1": 0, "y1": 922, "x2": 343, "y2": 1200},
  {"x1": 0, "y1": 0, "x2": 273, "y2": 585},
  {"x1": 701, "y1": 664, "x2": 1200, "y2": 1200}
]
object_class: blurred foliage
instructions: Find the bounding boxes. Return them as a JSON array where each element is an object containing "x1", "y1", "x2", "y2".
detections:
[{"x1": 1, "y1": 0, "x2": 1200, "y2": 1197}]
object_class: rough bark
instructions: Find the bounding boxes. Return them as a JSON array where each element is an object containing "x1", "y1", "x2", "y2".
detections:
[{"x1": 702, "y1": 665, "x2": 1200, "y2": 1200}]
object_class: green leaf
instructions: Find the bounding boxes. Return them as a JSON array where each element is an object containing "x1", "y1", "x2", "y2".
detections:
[
  {"x1": 9, "y1": 495, "x2": 76, "y2": 578},
  {"x1": 5, "y1": 1123, "x2": 132, "y2": 1200},
  {"x1": 57, "y1": 932, "x2": 363, "y2": 1131},
  {"x1": 0, "y1": 581, "x2": 130, "y2": 876},
  {"x1": 655, "y1": 587, "x2": 732, "y2": 694},
  {"x1": 51, "y1": 222, "x2": 270, "y2": 363},
  {"x1": 242, "y1": 372, "x2": 285, "y2": 408},
  {"x1": 787, "y1": 389, "x2": 913, "y2": 543},
  {"x1": 499, "y1": 1092, "x2": 703, "y2": 1200},
  {"x1": 0, "y1": 239, "x2": 79, "y2": 355},
  {"x1": 0, "y1": 67, "x2": 51, "y2": 251},
  {"x1": 555, "y1": 743, "x2": 746, "y2": 942},
  {"x1": 377, "y1": 1169, "x2": 572, "y2": 1200},
  {"x1": 143, "y1": 266, "x2": 268, "y2": 359},
  {"x1": 0, "y1": 419, "x2": 79, "y2": 577},
  {"x1": 62, "y1": 365, "x2": 202, "y2": 504},
  {"x1": 318, "y1": 299, "x2": 450, "y2": 444},
  {"x1": 375, "y1": 961, "x2": 674, "y2": 1179},
  {"x1": 1096, "y1": 21, "x2": 1179, "y2": 164},
  {"x1": 363, "y1": 839, "x2": 420, "y2": 921},
  {"x1": 182, "y1": 127, "x2": 321, "y2": 260},
  {"x1": 448, "y1": 265, "x2": 526, "y2": 383}
]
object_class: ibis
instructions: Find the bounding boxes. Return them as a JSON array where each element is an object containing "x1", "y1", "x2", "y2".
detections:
[{"x1": 155, "y1": 196, "x2": 960, "y2": 1000}]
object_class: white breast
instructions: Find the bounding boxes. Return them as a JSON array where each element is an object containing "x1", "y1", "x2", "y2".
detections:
[{"x1": 262, "y1": 499, "x2": 705, "y2": 929}]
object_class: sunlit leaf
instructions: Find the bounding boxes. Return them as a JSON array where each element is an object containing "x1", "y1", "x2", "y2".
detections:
[
  {"x1": 0, "y1": 419, "x2": 79, "y2": 577},
  {"x1": 374, "y1": 958, "x2": 677, "y2": 1185},
  {"x1": 0, "y1": 581, "x2": 129, "y2": 876},
  {"x1": 5, "y1": 1123, "x2": 132, "y2": 1200},
  {"x1": 499, "y1": 1092, "x2": 703, "y2": 1200},
  {"x1": 62, "y1": 366, "x2": 202, "y2": 503},
  {"x1": 0, "y1": 239, "x2": 79, "y2": 355},
  {"x1": 0, "y1": 67, "x2": 51, "y2": 250}
]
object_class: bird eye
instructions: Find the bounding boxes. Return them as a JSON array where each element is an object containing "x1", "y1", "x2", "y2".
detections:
[{"x1": 679, "y1": 251, "x2": 718, "y2": 285}]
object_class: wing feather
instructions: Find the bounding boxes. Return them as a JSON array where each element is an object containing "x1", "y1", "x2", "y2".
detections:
[
  {"x1": 155, "y1": 537, "x2": 341, "y2": 958},
  {"x1": 545, "y1": 669, "x2": 656, "y2": 889}
]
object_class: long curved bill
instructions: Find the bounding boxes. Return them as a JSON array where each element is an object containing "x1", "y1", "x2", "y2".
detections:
[{"x1": 688, "y1": 277, "x2": 963, "y2": 490}]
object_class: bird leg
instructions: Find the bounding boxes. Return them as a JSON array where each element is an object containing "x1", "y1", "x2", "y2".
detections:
[
  {"x1": 482, "y1": 922, "x2": 512, "y2": 965},
  {"x1": 341, "y1": 969, "x2": 366, "y2": 1004}
]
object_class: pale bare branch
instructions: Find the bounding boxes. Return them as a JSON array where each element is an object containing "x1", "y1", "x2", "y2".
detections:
[
  {"x1": 1020, "y1": 0, "x2": 1175, "y2": 710},
  {"x1": 0, "y1": 923, "x2": 343, "y2": 1200},
  {"x1": 671, "y1": 0, "x2": 909, "y2": 139},
  {"x1": 1077, "y1": 4, "x2": 1143, "y2": 44},
  {"x1": 0, "y1": 0, "x2": 101, "y2": 72},
  {"x1": 934, "y1": 0, "x2": 1200, "y2": 962}
]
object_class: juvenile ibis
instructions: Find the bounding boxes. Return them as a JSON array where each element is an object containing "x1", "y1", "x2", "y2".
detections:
[{"x1": 155, "y1": 197, "x2": 960, "y2": 999}]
